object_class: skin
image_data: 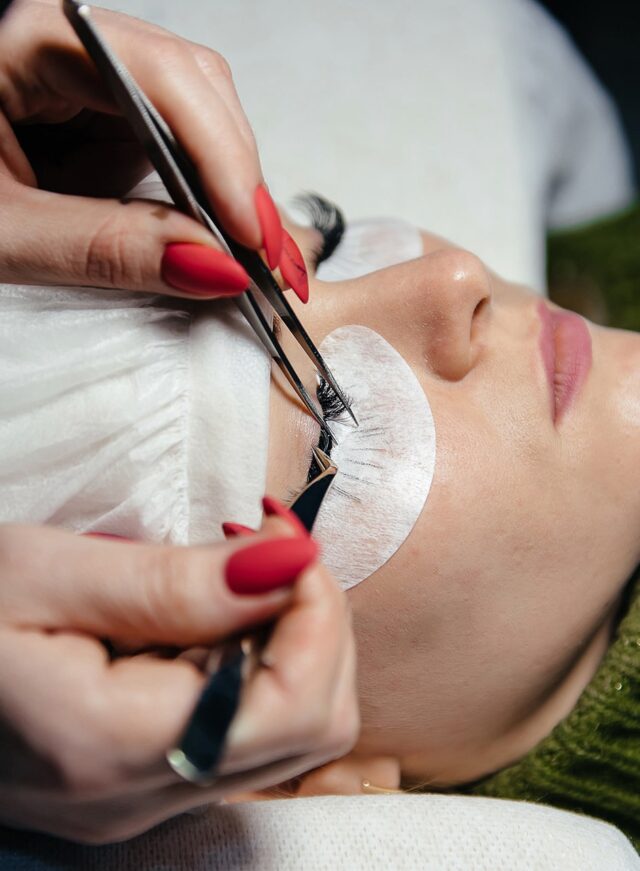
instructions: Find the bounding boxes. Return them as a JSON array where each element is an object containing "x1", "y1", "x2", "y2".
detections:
[
  {"x1": 0, "y1": 0, "x2": 266, "y2": 293},
  {"x1": 1, "y1": 0, "x2": 634, "y2": 818},
  {"x1": 265, "y1": 221, "x2": 640, "y2": 794},
  {"x1": 0, "y1": 3, "x2": 360, "y2": 841}
]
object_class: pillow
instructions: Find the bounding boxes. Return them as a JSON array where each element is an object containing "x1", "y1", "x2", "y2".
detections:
[{"x1": 2, "y1": 795, "x2": 637, "y2": 870}]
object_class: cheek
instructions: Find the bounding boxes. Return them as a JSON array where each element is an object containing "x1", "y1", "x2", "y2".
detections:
[{"x1": 394, "y1": 396, "x2": 582, "y2": 611}]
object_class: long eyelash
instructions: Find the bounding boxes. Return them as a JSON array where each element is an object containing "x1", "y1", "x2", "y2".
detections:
[
  {"x1": 305, "y1": 377, "x2": 351, "y2": 483},
  {"x1": 292, "y1": 193, "x2": 346, "y2": 268},
  {"x1": 317, "y1": 376, "x2": 347, "y2": 422}
]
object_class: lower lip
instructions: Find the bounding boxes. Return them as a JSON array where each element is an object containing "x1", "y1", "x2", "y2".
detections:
[{"x1": 537, "y1": 302, "x2": 592, "y2": 424}]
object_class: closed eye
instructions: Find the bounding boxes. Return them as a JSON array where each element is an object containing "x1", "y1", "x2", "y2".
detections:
[{"x1": 293, "y1": 193, "x2": 346, "y2": 270}]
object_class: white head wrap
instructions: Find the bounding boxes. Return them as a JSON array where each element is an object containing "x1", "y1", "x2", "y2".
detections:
[{"x1": 0, "y1": 175, "x2": 270, "y2": 543}]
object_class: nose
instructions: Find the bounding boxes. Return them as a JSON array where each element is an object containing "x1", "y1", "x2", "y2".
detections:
[{"x1": 402, "y1": 248, "x2": 492, "y2": 381}]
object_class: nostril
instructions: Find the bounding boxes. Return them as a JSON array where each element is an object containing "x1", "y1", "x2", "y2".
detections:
[
  {"x1": 466, "y1": 297, "x2": 491, "y2": 374},
  {"x1": 473, "y1": 296, "x2": 490, "y2": 321},
  {"x1": 471, "y1": 296, "x2": 490, "y2": 340}
]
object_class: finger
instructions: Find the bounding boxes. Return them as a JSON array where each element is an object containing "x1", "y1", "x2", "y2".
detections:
[
  {"x1": 0, "y1": 625, "x2": 323, "y2": 805},
  {"x1": 187, "y1": 42, "x2": 256, "y2": 151},
  {"x1": 86, "y1": 10, "x2": 272, "y2": 254},
  {"x1": 0, "y1": 177, "x2": 251, "y2": 297},
  {"x1": 0, "y1": 624, "x2": 205, "y2": 797},
  {"x1": 0, "y1": 521, "x2": 310, "y2": 646},
  {"x1": 220, "y1": 563, "x2": 355, "y2": 772},
  {"x1": 22, "y1": 4, "x2": 277, "y2": 260},
  {"x1": 222, "y1": 614, "x2": 359, "y2": 782},
  {"x1": 130, "y1": 45, "x2": 270, "y2": 255},
  {"x1": 0, "y1": 626, "x2": 111, "y2": 791}
]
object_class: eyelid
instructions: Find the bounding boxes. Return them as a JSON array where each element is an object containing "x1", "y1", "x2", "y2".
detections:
[{"x1": 308, "y1": 237, "x2": 325, "y2": 271}]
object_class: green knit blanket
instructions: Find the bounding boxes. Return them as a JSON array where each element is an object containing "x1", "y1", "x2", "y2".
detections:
[
  {"x1": 547, "y1": 202, "x2": 640, "y2": 332},
  {"x1": 456, "y1": 202, "x2": 640, "y2": 850}
]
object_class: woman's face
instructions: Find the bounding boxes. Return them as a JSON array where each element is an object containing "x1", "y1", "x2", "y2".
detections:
[{"x1": 265, "y1": 223, "x2": 640, "y2": 788}]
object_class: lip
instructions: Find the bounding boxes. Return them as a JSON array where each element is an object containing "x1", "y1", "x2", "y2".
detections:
[{"x1": 537, "y1": 302, "x2": 592, "y2": 424}]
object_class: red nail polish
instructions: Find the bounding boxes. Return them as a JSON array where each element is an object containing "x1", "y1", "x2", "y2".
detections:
[
  {"x1": 279, "y1": 231, "x2": 309, "y2": 304},
  {"x1": 262, "y1": 495, "x2": 309, "y2": 537},
  {"x1": 254, "y1": 184, "x2": 283, "y2": 270},
  {"x1": 161, "y1": 243, "x2": 249, "y2": 297},
  {"x1": 225, "y1": 536, "x2": 318, "y2": 595},
  {"x1": 222, "y1": 522, "x2": 255, "y2": 538}
]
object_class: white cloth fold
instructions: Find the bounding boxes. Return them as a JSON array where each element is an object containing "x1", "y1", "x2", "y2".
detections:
[{"x1": 0, "y1": 176, "x2": 272, "y2": 540}]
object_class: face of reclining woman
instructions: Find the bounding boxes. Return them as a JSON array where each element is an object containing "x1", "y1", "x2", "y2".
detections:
[{"x1": 265, "y1": 222, "x2": 640, "y2": 789}]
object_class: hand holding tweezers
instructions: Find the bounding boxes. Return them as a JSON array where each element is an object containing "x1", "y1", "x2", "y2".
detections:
[
  {"x1": 62, "y1": 0, "x2": 356, "y2": 437},
  {"x1": 167, "y1": 448, "x2": 337, "y2": 785}
]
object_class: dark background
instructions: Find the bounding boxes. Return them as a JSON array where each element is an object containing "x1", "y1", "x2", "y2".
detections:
[{"x1": 539, "y1": 0, "x2": 639, "y2": 186}]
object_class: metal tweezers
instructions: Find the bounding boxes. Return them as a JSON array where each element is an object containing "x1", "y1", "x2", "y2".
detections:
[
  {"x1": 166, "y1": 448, "x2": 338, "y2": 785},
  {"x1": 62, "y1": 0, "x2": 356, "y2": 439}
]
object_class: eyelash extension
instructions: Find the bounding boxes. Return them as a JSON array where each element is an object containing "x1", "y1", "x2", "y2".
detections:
[
  {"x1": 292, "y1": 193, "x2": 346, "y2": 269},
  {"x1": 305, "y1": 377, "x2": 351, "y2": 483}
]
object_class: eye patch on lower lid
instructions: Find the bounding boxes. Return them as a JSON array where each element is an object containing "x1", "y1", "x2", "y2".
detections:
[{"x1": 312, "y1": 325, "x2": 436, "y2": 590}]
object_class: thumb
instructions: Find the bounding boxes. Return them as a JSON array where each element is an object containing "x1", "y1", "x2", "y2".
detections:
[
  {"x1": 0, "y1": 178, "x2": 250, "y2": 298},
  {"x1": 0, "y1": 522, "x2": 316, "y2": 646}
]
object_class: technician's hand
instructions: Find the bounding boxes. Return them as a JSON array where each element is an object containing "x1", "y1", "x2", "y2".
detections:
[
  {"x1": 0, "y1": 512, "x2": 358, "y2": 844},
  {"x1": 0, "y1": 0, "x2": 303, "y2": 299}
]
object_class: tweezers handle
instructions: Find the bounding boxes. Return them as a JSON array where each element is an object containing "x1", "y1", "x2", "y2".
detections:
[{"x1": 166, "y1": 642, "x2": 245, "y2": 785}]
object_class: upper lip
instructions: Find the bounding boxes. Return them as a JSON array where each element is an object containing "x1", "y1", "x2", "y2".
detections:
[{"x1": 536, "y1": 301, "x2": 592, "y2": 425}]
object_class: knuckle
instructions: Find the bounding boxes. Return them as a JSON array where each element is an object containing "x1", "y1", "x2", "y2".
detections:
[
  {"x1": 329, "y1": 705, "x2": 360, "y2": 758},
  {"x1": 151, "y1": 37, "x2": 193, "y2": 74},
  {"x1": 84, "y1": 205, "x2": 147, "y2": 290},
  {"x1": 143, "y1": 546, "x2": 206, "y2": 636},
  {"x1": 194, "y1": 47, "x2": 233, "y2": 81},
  {"x1": 291, "y1": 700, "x2": 335, "y2": 750}
]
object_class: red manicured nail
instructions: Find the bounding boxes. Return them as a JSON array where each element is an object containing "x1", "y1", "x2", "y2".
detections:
[
  {"x1": 222, "y1": 522, "x2": 255, "y2": 538},
  {"x1": 279, "y1": 231, "x2": 309, "y2": 304},
  {"x1": 225, "y1": 536, "x2": 318, "y2": 595},
  {"x1": 254, "y1": 184, "x2": 283, "y2": 270},
  {"x1": 161, "y1": 243, "x2": 249, "y2": 297},
  {"x1": 262, "y1": 495, "x2": 309, "y2": 537}
]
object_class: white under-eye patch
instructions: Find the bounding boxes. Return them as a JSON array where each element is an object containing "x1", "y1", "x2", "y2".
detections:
[{"x1": 313, "y1": 325, "x2": 436, "y2": 590}]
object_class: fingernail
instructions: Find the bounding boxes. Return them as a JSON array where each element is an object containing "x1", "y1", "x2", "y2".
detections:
[
  {"x1": 262, "y1": 495, "x2": 309, "y2": 537},
  {"x1": 254, "y1": 184, "x2": 283, "y2": 270},
  {"x1": 225, "y1": 536, "x2": 318, "y2": 595},
  {"x1": 161, "y1": 243, "x2": 249, "y2": 297},
  {"x1": 279, "y1": 231, "x2": 309, "y2": 304},
  {"x1": 222, "y1": 522, "x2": 255, "y2": 538}
]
